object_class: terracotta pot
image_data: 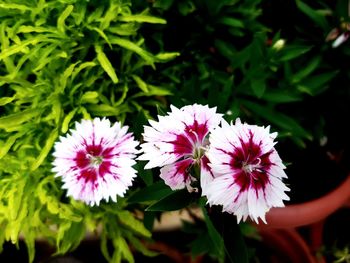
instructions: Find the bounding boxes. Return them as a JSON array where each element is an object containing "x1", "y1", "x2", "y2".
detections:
[
  {"x1": 262, "y1": 174, "x2": 350, "y2": 228},
  {"x1": 256, "y1": 174, "x2": 350, "y2": 263}
]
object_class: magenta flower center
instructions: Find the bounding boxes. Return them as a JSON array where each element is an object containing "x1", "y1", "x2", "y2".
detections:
[
  {"x1": 173, "y1": 121, "x2": 209, "y2": 161},
  {"x1": 229, "y1": 134, "x2": 272, "y2": 193},
  {"x1": 74, "y1": 144, "x2": 115, "y2": 184}
]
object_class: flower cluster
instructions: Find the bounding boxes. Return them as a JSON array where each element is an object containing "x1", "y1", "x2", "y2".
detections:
[{"x1": 52, "y1": 104, "x2": 289, "y2": 223}]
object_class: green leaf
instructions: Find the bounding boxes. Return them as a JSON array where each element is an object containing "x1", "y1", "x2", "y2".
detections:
[
  {"x1": 128, "y1": 181, "x2": 173, "y2": 203},
  {"x1": 0, "y1": 132, "x2": 22, "y2": 159},
  {"x1": 126, "y1": 234, "x2": 158, "y2": 257},
  {"x1": 95, "y1": 45, "x2": 119, "y2": 83},
  {"x1": 242, "y1": 100, "x2": 313, "y2": 141},
  {"x1": 89, "y1": 26, "x2": 112, "y2": 48},
  {"x1": 292, "y1": 56, "x2": 321, "y2": 83},
  {"x1": 119, "y1": 14, "x2": 166, "y2": 24},
  {"x1": 0, "y1": 37, "x2": 48, "y2": 61},
  {"x1": 261, "y1": 91, "x2": 302, "y2": 103},
  {"x1": 86, "y1": 104, "x2": 122, "y2": 116},
  {"x1": 109, "y1": 37, "x2": 154, "y2": 63},
  {"x1": 0, "y1": 109, "x2": 40, "y2": 131},
  {"x1": 296, "y1": 0, "x2": 328, "y2": 30},
  {"x1": 0, "y1": 96, "x2": 15, "y2": 106},
  {"x1": 279, "y1": 45, "x2": 312, "y2": 61},
  {"x1": 201, "y1": 206, "x2": 225, "y2": 262},
  {"x1": 81, "y1": 91, "x2": 99, "y2": 104},
  {"x1": 31, "y1": 129, "x2": 58, "y2": 171},
  {"x1": 117, "y1": 210, "x2": 151, "y2": 238},
  {"x1": 251, "y1": 79, "x2": 266, "y2": 98},
  {"x1": 112, "y1": 236, "x2": 134, "y2": 263},
  {"x1": 0, "y1": 3, "x2": 31, "y2": 12},
  {"x1": 297, "y1": 71, "x2": 338, "y2": 96},
  {"x1": 217, "y1": 17, "x2": 244, "y2": 28},
  {"x1": 154, "y1": 52, "x2": 180, "y2": 62},
  {"x1": 131, "y1": 75, "x2": 149, "y2": 92},
  {"x1": 61, "y1": 108, "x2": 78, "y2": 133},
  {"x1": 57, "y1": 5, "x2": 74, "y2": 33},
  {"x1": 146, "y1": 189, "x2": 193, "y2": 211}
]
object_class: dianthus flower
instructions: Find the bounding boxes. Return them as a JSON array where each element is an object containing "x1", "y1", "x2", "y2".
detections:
[
  {"x1": 138, "y1": 104, "x2": 222, "y2": 191},
  {"x1": 52, "y1": 118, "x2": 139, "y2": 206},
  {"x1": 204, "y1": 119, "x2": 290, "y2": 223}
]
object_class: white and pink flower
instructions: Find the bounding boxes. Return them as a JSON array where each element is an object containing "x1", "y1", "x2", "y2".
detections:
[
  {"x1": 203, "y1": 119, "x2": 290, "y2": 223},
  {"x1": 52, "y1": 118, "x2": 139, "y2": 206},
  {"x1": 138, "y1": 104, "x2": 222, "y2": 191}
]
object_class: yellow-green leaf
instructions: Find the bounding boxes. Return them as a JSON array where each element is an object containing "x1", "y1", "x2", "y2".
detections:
[
  {"x1": 31, "y1": 129, "x2": 58, "y2": 171},
  {"x1": 119, "y1": 15, "x2": 166, "y2": 24},
  {"x1": 0, "y1": 109, "x2": 40, "y2": 131},
  {"x1": 117, "y1": 210, "x2": 151, "y2": 238},
  {"x1": 0, "y1": 96, "x2": 15, "y2": 106},
  {"x1": 131, "y1": 75, "x2": 148, "y2": 93},
  {"x1": 110, "y1": 37, "x2": 154, "y2": 62},
  {"x1": 61, "y1": 108, "x2": 78, "y2": 133},
  {"x1": 57, "y1": 5, "x2": 74, "y2": 33},
  {"x1": 95, "y1": 45, "x2": 119, "y2": 83},
  {"x1": 81, "y1": 91, "x2": 99, "y2": 104}
]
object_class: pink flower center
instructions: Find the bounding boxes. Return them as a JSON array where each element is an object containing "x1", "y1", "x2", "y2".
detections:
[
  {"x1": 74, "y1": 144, "x2": 114, "y2": 185},
  {"x1": 173, "y1": 121, "x2": 209, "y2": 161},
  {"x1": 229, "y1": 133, "x2": 272, "y2": 193}
]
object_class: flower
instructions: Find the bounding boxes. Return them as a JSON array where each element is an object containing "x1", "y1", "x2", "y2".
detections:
[
  {"x1": 138, "y1": 104, "x2": 222, "y2": 191},
  {"x1": 203, "y1": 119, "x2": 290, "y2": 223},
  {"x1": 52, "y1": 118, "x2": 139, "y2": 206}
]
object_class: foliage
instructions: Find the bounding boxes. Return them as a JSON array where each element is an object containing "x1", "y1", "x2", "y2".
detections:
[
  {"x1": 0, "y1": 0, "x2": 177, "y2": 261},
  {"x1": 1, "y1": 0, "x2": 349, "y2": 262}
]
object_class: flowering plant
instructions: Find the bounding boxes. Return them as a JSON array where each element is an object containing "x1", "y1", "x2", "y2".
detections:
[
  {"x1": 49, "y1": 104, "x2": 289, "y2": 262},
  {"x1": 1, "y1": 0, "x2": 348, "y2": 262}
]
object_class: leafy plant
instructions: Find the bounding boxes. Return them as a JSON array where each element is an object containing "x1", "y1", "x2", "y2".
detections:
[{"x1": 0, "y1": 0, "x2": 178, "y2": 261}]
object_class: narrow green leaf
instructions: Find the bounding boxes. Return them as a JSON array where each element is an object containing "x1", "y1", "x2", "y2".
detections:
[
  {"x1": 109, "y1": 37, "x2": 154, "y2": 62},
  {"x1": 292, "y1": 56, "x2": 321, "y2": 83},
  {"x1": 95, "y1": 45, "x2": 119, "y2": 83},
  {"x1": 242, "y1": 100, "x2": 313, "y2": 140},
  {"x1": 297, "y1": 71, "x2": 338, "y2": 96},
  {"x1": 131, "y1": 75, "x2": 149, "y2": 93},
  {"x1": 17, "y1": 25, "x2": 55, "y2": 34},
  {"x1": 8, "y1": 178, "x2": 26, "y2": 220},
  {"x1": 57, "y1": 5, "x2": 74, "y2": 33},
  {"x1": 251, "y1": 79, "x2": 266, "y2": 98},
  {"x1": 0, "y1": 3, "x2": 31, "y2": 11},
  {"x1": 61, "y1": 108, "x2": 78, "y2": 133},
  {"x1": 296, "y1": 0, "x2": 328, "y2": 30},
  {"x1": 71, "y1": 61, "x2": 96, "y2": 80},
  {"x1": 119, "y1": 15, "x2": 166, "y2": 24},
  {"x1": 112, "y1": 236, "x2": 134, "y2": 263},
  {"x1": 128, "y1": 181, "x2": 173, "y2": 203},
  {"x1": 126, "y1": 234, "x2": 158, "y2": 257},
  {"x1": 261, "y1": 91, "x2": 302, "y2": 103},
  {"x1": 31, "y1": 129, "x2": 58, "y2": 171},
  {"x1": 81, "y1": 91, "x2": 99, "y2": 104},
  {"x1": 89, "y1": 26, "x2": 112, "y2": 48},
  {"x1": 154, "y1": 52, "x2": 180, "y2": 62},
  {"x1": 0, "y1": 37, "x2": 47, "y2": 61},
  {"x1": 279, "y1": 45, "x2": 312, "y2": 61},
  {"x1": 0, "y1": 96, "x2": 15, "y2": 106},
  {"x1": 217, "y1": 17, "x2": 244, "y2": 28},
  {"x1": 146, "y1": 189, "x2": 193, "y2": 211},
  {"x1": 60, "y1": 62, "x2": 79, "y2": 92},
  {"x1": 87, "y1": 104, "x2": 121, "y2": 116},
  {"x1": 0, "y1": 133, "x2": 22, "y2": 159},
  {"x1": 114, "y1": 83, "x2": 128, "y2": 106},
  {"x1": 117, "y1": 211, "x2": 151, "y2": 238},
  {"x1": 24, "y1": 228, "x2": 35, "y2": 263},
  {"x1": 0, "y1": 109, "x2": 40, "y2": 131},
  {"x1": 201, "y1": 206, "x2": 225, "y2": 262}
]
